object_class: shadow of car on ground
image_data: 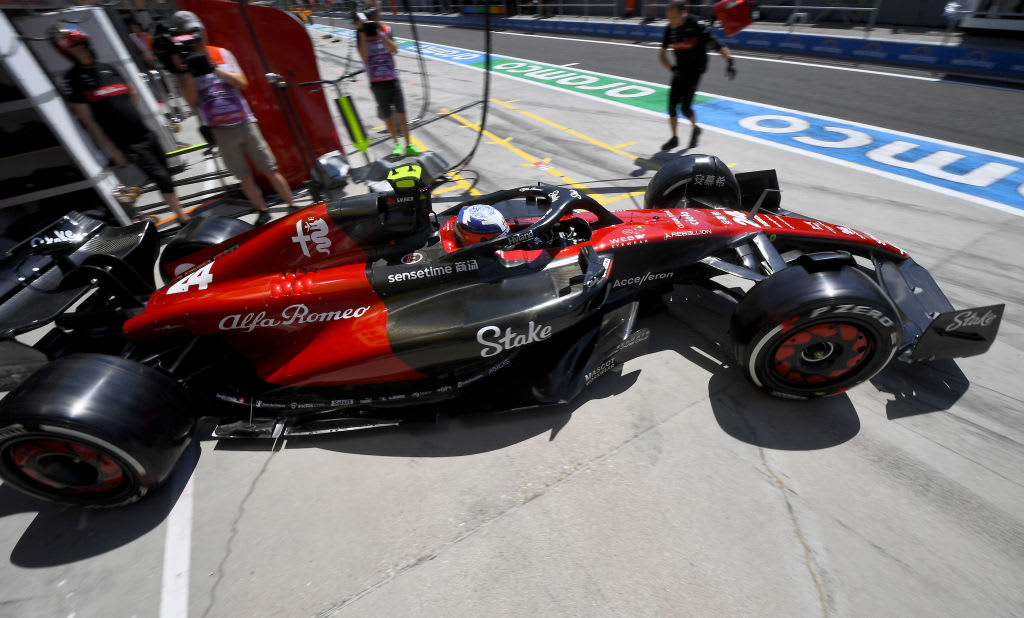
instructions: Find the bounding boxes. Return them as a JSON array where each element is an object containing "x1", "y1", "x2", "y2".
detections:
[
  {"x1": 0, "y1": 442, "x2": 199, "y2": 568},
  {"x1": 1, "y1": 290, "x2": 968, "y2": 562}
]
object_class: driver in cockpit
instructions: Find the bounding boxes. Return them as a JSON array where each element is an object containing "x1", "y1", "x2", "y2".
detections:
[
  {"x1": 454, "y1": 204, "x2": 509, "y2": 246},
  {"x1": 453, "y1": 203, "x2": 592, "y2": 250}
]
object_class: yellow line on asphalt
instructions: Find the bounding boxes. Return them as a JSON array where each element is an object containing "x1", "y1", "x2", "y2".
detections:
[
  {"x1": 601, "y1": 190, "x2": 646, "y2": 207},
  {"x1": 492, "y1": 99, "x2": 659, "y2": 172},
  {"x1": 409, "y1": 135, "x2": 482, "y2": 197},
  {"x1": 442, "y1": 108, "x2": 608, "y2": 205},
  {"x1": 448, "y1": 170, "x2": 482, "y2": 197},
  {"x1": 433, "y1": 168, "x2": 480, "y2": 196}
]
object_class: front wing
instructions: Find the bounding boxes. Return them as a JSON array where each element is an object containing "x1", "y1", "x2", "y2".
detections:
[{"x1": 876, "y1": 257, "x2": 1003, "y2": 361}]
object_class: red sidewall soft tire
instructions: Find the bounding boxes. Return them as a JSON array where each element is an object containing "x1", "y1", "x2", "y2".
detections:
[
  {"x1": 0, "y1": 354, "x2": 195, "y2": 507},
  {"x1": 732, "y1": 265, "x2": 901, "y2": 399},
  {"x1": 0, "y1": 429, "x2": 146, "y2": 507}
]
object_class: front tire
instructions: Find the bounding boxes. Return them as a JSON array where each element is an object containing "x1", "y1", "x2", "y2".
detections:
[
  {"x1": 732, "y1": 265, "x2": 901, "y2": 399},
  {"x1": 0, "y1": 354, "x2": 195, "y2": 507}
]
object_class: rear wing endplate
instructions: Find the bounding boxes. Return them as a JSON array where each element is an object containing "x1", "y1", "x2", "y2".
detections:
[{"x1": 909, "y1": 304, "x2": 1004, "y2": 362}]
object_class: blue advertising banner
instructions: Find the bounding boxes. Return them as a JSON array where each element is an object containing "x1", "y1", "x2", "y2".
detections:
[{"x1": 716, "y1": 30, "x2": 1024, "y2": 78}]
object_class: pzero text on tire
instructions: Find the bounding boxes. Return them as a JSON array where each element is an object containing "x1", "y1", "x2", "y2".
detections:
[
  {"x1": 0, "y1": 354, "x2": 195, "y2": 507},
  {"x1": 731, "y1": 265, "x2": 901, "y2": 399}
]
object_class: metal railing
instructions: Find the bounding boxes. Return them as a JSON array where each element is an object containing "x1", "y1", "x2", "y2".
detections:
[
  {"x1": 957, "y1": 0, "x2": 1024, "y2": 32},
  {"x1": 753, "y1": 1, "x2": 882, "y2": 31},
  {"x1": 968, "y1": 0, "x2": 1024, "y2": 18},
  {"x1": 387, "y1": 0, "x2": 620, "y2": 19}
]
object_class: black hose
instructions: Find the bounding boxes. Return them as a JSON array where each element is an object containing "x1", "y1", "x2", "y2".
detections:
[
  {"x1": 399, "y1": 0, "x2": 431, "y2": 124},
  {"x1": 237, "y1": 0, "x2": 319, "y2": 181},
  {"x1": 446, "y1": 5, "x2": 491, "y2": 173},
  {"x1": 336, "y1": 9, "x2": 359, "y2": 78}
]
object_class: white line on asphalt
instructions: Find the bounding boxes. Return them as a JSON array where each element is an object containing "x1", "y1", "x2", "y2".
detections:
[
  {"x1": 728, "y1": 53, "x2": 939, "y2": 81},
  {"x1": 707, "y1": 89, "x2": 1024, "y2": 164},
  {"x1": 328, "y1": 25, "x2": 1023, "y2": 214},
  {"x1": 400, "y1": 23, "x2": 1024, "y2": 89},
  {"x1": 422, "y1": 55, "x2": 1024, "y2": 216},
  {"x1": 729, "y1": 54, "x2": 1024, "y2": 91},
  {"x1": 562, "y1": 62, "x2": 579, "y2": 67},
  {"x1": 160, "y1": 472, "x2": 195, "y2": 618},
  {"x1": 426, "y1": 39, "x2": 1024, "y2": 165}
]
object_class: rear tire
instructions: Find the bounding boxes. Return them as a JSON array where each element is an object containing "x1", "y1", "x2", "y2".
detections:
[
  {"x1": 732, "y1": 265, "x2": 901, "y2": 399},
  {"x1": 158, "y1": 216, "x2": 253, "y2": 283},
  {"x1": 0, "y1": 354, "x2": 195, "y2": 507}
]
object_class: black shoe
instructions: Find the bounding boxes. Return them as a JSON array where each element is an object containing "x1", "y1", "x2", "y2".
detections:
[
  {"x1": 255, "y1": 210, "x2": 271, "y2": 225},
  {"x1": 688, "y1": 126, "x2": 702, "y2": 149},
  {"x1": 661, "y1": 136, "x2": 678, "y2": 151}
]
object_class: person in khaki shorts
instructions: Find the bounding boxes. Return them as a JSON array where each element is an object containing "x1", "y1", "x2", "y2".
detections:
[{"x1": 174, "y1": 11, "x2": 295, "y2": 223}]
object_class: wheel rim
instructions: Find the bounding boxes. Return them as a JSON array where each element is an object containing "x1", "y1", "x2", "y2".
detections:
[
  {"x1": 771, "y1": 322, "x2": 873, "y2": 386},
  {"x1": 6, "y1": 437, "x2": 126, "y2": 496}
]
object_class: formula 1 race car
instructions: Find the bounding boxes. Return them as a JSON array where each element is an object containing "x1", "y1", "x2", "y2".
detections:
[{"x1": 0, "y1": 155, "x2": 1004, "y2": 507}]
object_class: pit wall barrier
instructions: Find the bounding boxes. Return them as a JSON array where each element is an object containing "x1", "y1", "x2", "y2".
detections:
[{"x1": 325, "y1": 12, "x2": 1024, "y2": 80}]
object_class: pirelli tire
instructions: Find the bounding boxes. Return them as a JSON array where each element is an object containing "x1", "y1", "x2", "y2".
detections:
[
  {"x1": 731, "y1": 264, "x2": 901, "y2": 399},
  {"x1": 0, "y1": 354, "x2": 195, "y2": 508},
  {"x1": 642, "y1": 154, "x2": 741, "y2": 210},
  {"x1": 158, "y1": 215, "x2": 253, "y2": 284}
]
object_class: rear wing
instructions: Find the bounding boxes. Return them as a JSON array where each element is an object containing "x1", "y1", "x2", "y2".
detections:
[{"x1": 0, "y1": 215, "x2": 157, "y2": 339}]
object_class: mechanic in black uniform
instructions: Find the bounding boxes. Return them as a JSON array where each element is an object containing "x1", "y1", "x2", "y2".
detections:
[
  {"x1": 659, "y1": 0, "x2": 736, "y2": 152},
  {"x1": 55, "y1": 28, "x2": 190, "y2": 225}
]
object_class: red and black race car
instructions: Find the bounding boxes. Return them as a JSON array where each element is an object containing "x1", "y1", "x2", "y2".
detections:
[{"x1": 0, "y1": 154, "x2": 1004, "y2": 507}]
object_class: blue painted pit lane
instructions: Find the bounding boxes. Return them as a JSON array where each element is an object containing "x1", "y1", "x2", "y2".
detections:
[{"x1": 309, "y1": 24, "x2": 1024, "y2": 216}]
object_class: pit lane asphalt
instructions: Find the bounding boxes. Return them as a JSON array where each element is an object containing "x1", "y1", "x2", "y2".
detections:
[
  {"x1": 379, "y1": 21, "x2": 1024, "y2": 158},
  {"x1": 1, "y1": 29, "x2": 1023, "y2": 618}
]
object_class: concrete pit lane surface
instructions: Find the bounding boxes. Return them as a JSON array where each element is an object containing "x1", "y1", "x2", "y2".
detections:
[{"x1": 1, "y1": 22, "x2": 1023, "y2": 618}]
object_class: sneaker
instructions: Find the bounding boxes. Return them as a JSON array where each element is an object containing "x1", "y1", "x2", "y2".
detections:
[
  {"x1": 392, "y1": 142, "x2": 404, "y2": 157},
  {"x1": 255, "y1": 210, "x2": 271, "y2": 225},
  {"x1": 405, "y1": 143, "x2": 424, "y2": 156},
  {"x1": 688, "y1": 126, "x2": 702, "y2": 149},
  {"x1": 661, "y1": 136, "x2": 678, "y2": 151}
]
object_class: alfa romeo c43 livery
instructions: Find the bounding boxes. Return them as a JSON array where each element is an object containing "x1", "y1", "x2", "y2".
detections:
[{"x1": 0, "y1": 155, "x2": 1003, "y2": 507}]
